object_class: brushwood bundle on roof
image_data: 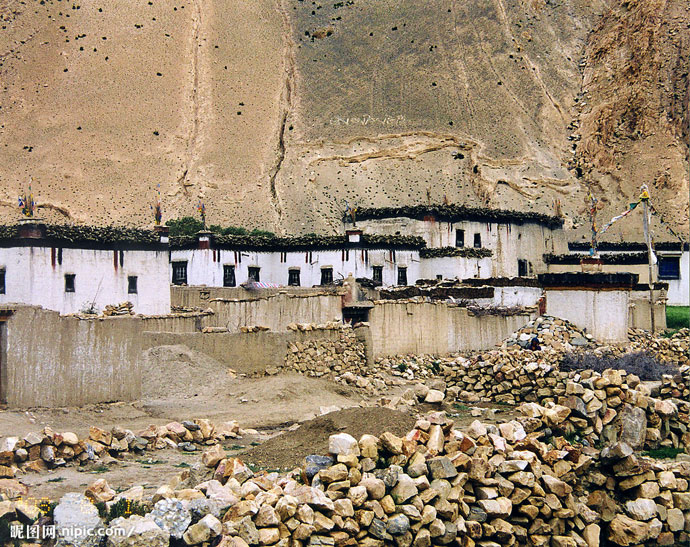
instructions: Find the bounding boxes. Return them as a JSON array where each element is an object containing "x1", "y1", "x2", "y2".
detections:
[
  {"x1": 544, "y1": 252, "x2": 649, "y2": 265},
  {"x1": 0, "y1": 223, "x2": 162, "y2": 249},
  {"x1": 348, "y1": 204, "x2": 564, "y2": 228},
  {"x1": 568, "y1": 241, "x2": 689, "y2": 251},
  {"x1": 419, "y1": 246, "x2": 492, "y2": 259},
  {"x1": 170, "y1": 233, "x2": 427, "y2": 251}
]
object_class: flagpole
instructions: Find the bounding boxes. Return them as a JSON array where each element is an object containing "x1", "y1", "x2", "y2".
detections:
[{"x1": 641, "y1": 184, "x2": 655, "y2": 333}]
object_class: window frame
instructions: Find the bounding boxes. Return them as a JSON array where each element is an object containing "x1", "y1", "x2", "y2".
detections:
[
  {"x1": 223, "y1": 264, "x2": 236, "y2": 287},
  {"x1": 288, "y1": 268, "x2": 301, "y2": 287},
  {"x1": 397, "y1": 266, "x2": 408, "y2": 286},
  {"x1": 64, "y1": 273, "x2": 76, "y2": 293},
  {"x1": 320, "y1": 267, "x2": 333, "y2": 286},
  {"x1": 473, "y1": 233, "x2": 482, "y2": 248},
  {"x1": 518, "y1": 259, "x2": 528, "y2": 277},
  {"x1": 172, "y1": 261, "x2": 188, "y2": 286},
  {"x1": 658, "y1": 256, "x2": 681, "y2": 280},
  {"x1": 372, "y1": 265, "x2": 383, "y2": 284},
  {"x1": 248, "y1": 266, "x2": 261, "y2": 283},
  {"x1": 127, "y1": 275, "x2": 138, "y2": 294},
  {"x1": 455, "y1": 229, "x2": 465, "y2": 248}
]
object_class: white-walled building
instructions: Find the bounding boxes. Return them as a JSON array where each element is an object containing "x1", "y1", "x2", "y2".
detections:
[
  {"x1": 348, "y1": 205, "x2": 567, "y2": 278},
  {"x1": 546, "y1": 241, "x2": 689, "y2": 306},
  {"x1": 169, "y1": 231, "x2": 425, "y2": 288},
  {"x1": 0, "y1": 222, "x2": 171, "y2": 315}
]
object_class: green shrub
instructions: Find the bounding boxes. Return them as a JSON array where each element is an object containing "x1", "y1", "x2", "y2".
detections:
[{"x1": 166, "y1": 216, "x2": 204, "y2": 236}]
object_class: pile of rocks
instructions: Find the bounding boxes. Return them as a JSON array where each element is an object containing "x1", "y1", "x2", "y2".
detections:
[
  {"x1": 17, "y1": 409, "x2": 690, "y2": 546},
  {"x1": 503, "y1": 316, "x2": 596, "y2": 351},
  {"x1": 103, "y1": 301, "x2": 135, "y2": 316},
  {"x1": 0, "y1": 419, "x2": 249, "y2": 477},
  {"x1": 280, "y1": 327, "x2": 368, "y2": 379},
  {"x1": 628, "y1": 328, "x2": 690, "y2": 366}
]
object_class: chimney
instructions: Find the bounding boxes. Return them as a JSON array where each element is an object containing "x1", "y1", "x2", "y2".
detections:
[
  {"x1": 154, "y1": 225, "x2": 169, "y2": 244},
  {"x1": 17, "y1": 218, "x2": 46, "y2": 239},
  {"x1": 197, "y1": 230, "x2": 213, "y2": 250},
  {"x1": 346, "y1": 229, "x2": 363, "y2": 243}
]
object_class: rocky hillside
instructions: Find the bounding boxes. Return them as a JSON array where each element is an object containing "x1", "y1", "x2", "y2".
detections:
[{"x1": 0, "y1": 0, "x2": 687, "y2": 238}]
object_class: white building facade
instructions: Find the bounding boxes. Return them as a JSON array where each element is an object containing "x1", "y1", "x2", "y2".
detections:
[
  {"x1": 169, "y1": 232, "x2": 425, "y2": 289},
  {"x1": 548, "y1": 242, "x2": 689, "y2": 306},
  {"x1": 0, "y1": 223, "x2": 171, "y2": 315},
  {"x1": 349, "y1": 205, "x2": 567, "y2": 278}
]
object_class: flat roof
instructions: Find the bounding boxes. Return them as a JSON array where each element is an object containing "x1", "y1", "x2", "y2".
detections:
[{"x1": 349, "y1": 204, "x2": 564, "y2": 228}]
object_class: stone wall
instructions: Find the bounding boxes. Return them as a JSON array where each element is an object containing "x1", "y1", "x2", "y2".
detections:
[{"x1": 280, "y1": 325, "x2": 370, "y2": 378}]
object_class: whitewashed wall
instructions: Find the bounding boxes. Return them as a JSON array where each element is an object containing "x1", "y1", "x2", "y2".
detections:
[
  {"x1": 418, "y1": 256, "x2": 493, "y2": 280},
  {"x1": 0, "y1": 246, "x2": 171, "y2": 315},
  {"x1": 667, "y1": 251, "x2": 689, "y2": 306},
  {"x1": 355, "y1": 218, "x2": 566, "y2": 277},
  {"x1": 492, "y1": 286, "x2": 543, "y2": 307},
  {"x1": 170, "y1": 247, "x2": 421, "y2": 288},
  {"x1": 548, "y1": 250, "x2": 689, "y2": 306},
  {"x1": 545, "y1": 288, "x2": 629, "y2": 342}
]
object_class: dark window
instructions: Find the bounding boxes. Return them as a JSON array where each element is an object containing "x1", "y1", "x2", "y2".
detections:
[
  {"x1": 0, "y1": 269, "x2": 5, "y2": 294},
  {"x1": 518, "y1": 259, "x2": 528, "y2": 277},
  {"x1": 248, "y1": 267, "x2": 260, "y2": 282},
  {"x1": 436, "y1": 274, "x2": 443, "y2": 280},
  {"x1": 172, "y1": 261, "x2": 187, "y2": 285},
  {"x1": 455, "y1": 229, "x2": 465, "y2": 247},
  {"x1": 372, "y1": 266, "x2": 383, "y2": 284},
  {"x1": 127, "y1": 276, "x2": 138, "y2": 294},
  {"x1": 321, "y1": 268, "x2": 333, "y2": 285},
  {"x1": 65, "y1": 274, "x2": 75, "y2": 293},
  {"x1": 397, "y1": 266, "x2": 408, "y2": 286},
  {"x1": 473, "y1": 233, "x2": 482, "y2": 248},
  {"x1": 658, "y1": 256, "x2": 680, "y2": 280},
  {"x1": 223, "y1": 265, "x2": 236, "y2": 287},
  {"x1": 288, "y1": 269, "x2": 301, "y2": 286}
]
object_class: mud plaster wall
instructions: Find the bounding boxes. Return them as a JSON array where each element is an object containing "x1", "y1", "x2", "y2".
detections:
[
  {"x1": 3, "y1": 307, "x2": 143, "y2": 408},
  {"x1": 171, "y1": 286, "x2": 341, "y2": 309},
  {"x1": 629, "y1": 290, "x2": 668, "y2": 332},
  {"x1": 545, "y1": 288, "x2": 630, "y2": 342},
  {"x1": 141, "y1": 327, "x2": 370, "y2": 376},
  {"x1": 208, "y1": 293, "x2": 344, "y2": 332},
  {"x1": 367, "y1": 301, "x2": 535, "y2": 358}
]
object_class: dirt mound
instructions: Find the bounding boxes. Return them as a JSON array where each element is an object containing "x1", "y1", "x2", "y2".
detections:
[
  {"x1": 140, "y1": 345, "x2": 232, "y2": 400},
  {"x1": 243, "y1": 407, "x2": 417, "y2": 470}
]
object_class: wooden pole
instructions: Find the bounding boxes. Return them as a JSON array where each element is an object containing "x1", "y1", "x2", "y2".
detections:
[{"x1": 641, "y1": 185, "x2": 655, "y2": 333}]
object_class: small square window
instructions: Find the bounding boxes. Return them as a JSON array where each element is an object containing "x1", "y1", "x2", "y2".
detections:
[
  {"x1": 321, "y1": 268, "x2": 333, "y2": 285},
  {"x1": 288, "y1": 269, "x2": 301, "y2": 286},
  {"x1": 473, "y1": 233, "x2": 482, "y2": 248},
  {"x1": 372, "y1": 266, "x2": 383, "y2": 284},
  {"x1": 65, "y1": 274, "x2": 76, "y2": 293},
  {"x1": 397, "y1": 266, "x2": 408, "y2": 286},
  {"x1": 128, "y1": 276, "x2": 138, "y2": 294},
  {"x1": 658, "y1": 256, "x2": 680, "y2": 280},
  {"x1": 455, "y1": 229, "x2": 465, "y2": 247},
  {"x1": 518, "y1": 259, "x2": 528, "y2": 277},
  {"x1": 223, "y1": 265, "x2": 236, "y2": 287},
  {"x1": 172, "y1": 261, "x2": 187, "y2": 285},
  {"x1": 248, "y1": 267, "x2": 260, "y2": 283}
]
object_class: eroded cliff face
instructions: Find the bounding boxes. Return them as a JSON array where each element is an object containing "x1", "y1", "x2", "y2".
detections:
[{"x1": 0, "y1": 0, "x2": 687, "y2": 238}]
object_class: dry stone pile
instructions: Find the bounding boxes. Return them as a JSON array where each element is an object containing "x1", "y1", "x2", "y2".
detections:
[
  {"x1": 503, "y1": 316, "x2": 596, "y2": 351},
  {"x1": 7, "y1": 410, "x2": 690, "y2": 546},
  {"x1": 280, "y1": 326, "x2": 369, "y2": 379},
  {"x1": 0, "y1": 419, "x2": 249, "y2": 477}
]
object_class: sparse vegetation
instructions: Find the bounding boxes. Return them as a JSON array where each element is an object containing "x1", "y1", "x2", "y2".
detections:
[
  {"x1": 667, "y1": 306, "x2": 689, "y2": 331},
  {"x1": 167, "y1": 216, "x2": 276, "y2": 238},
  {"x1": 642, "y1": 447, "x2": 685, "y2": 459},
  {"x1": 559, "y1": 351, "x2": 677, "y2": 381}
]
